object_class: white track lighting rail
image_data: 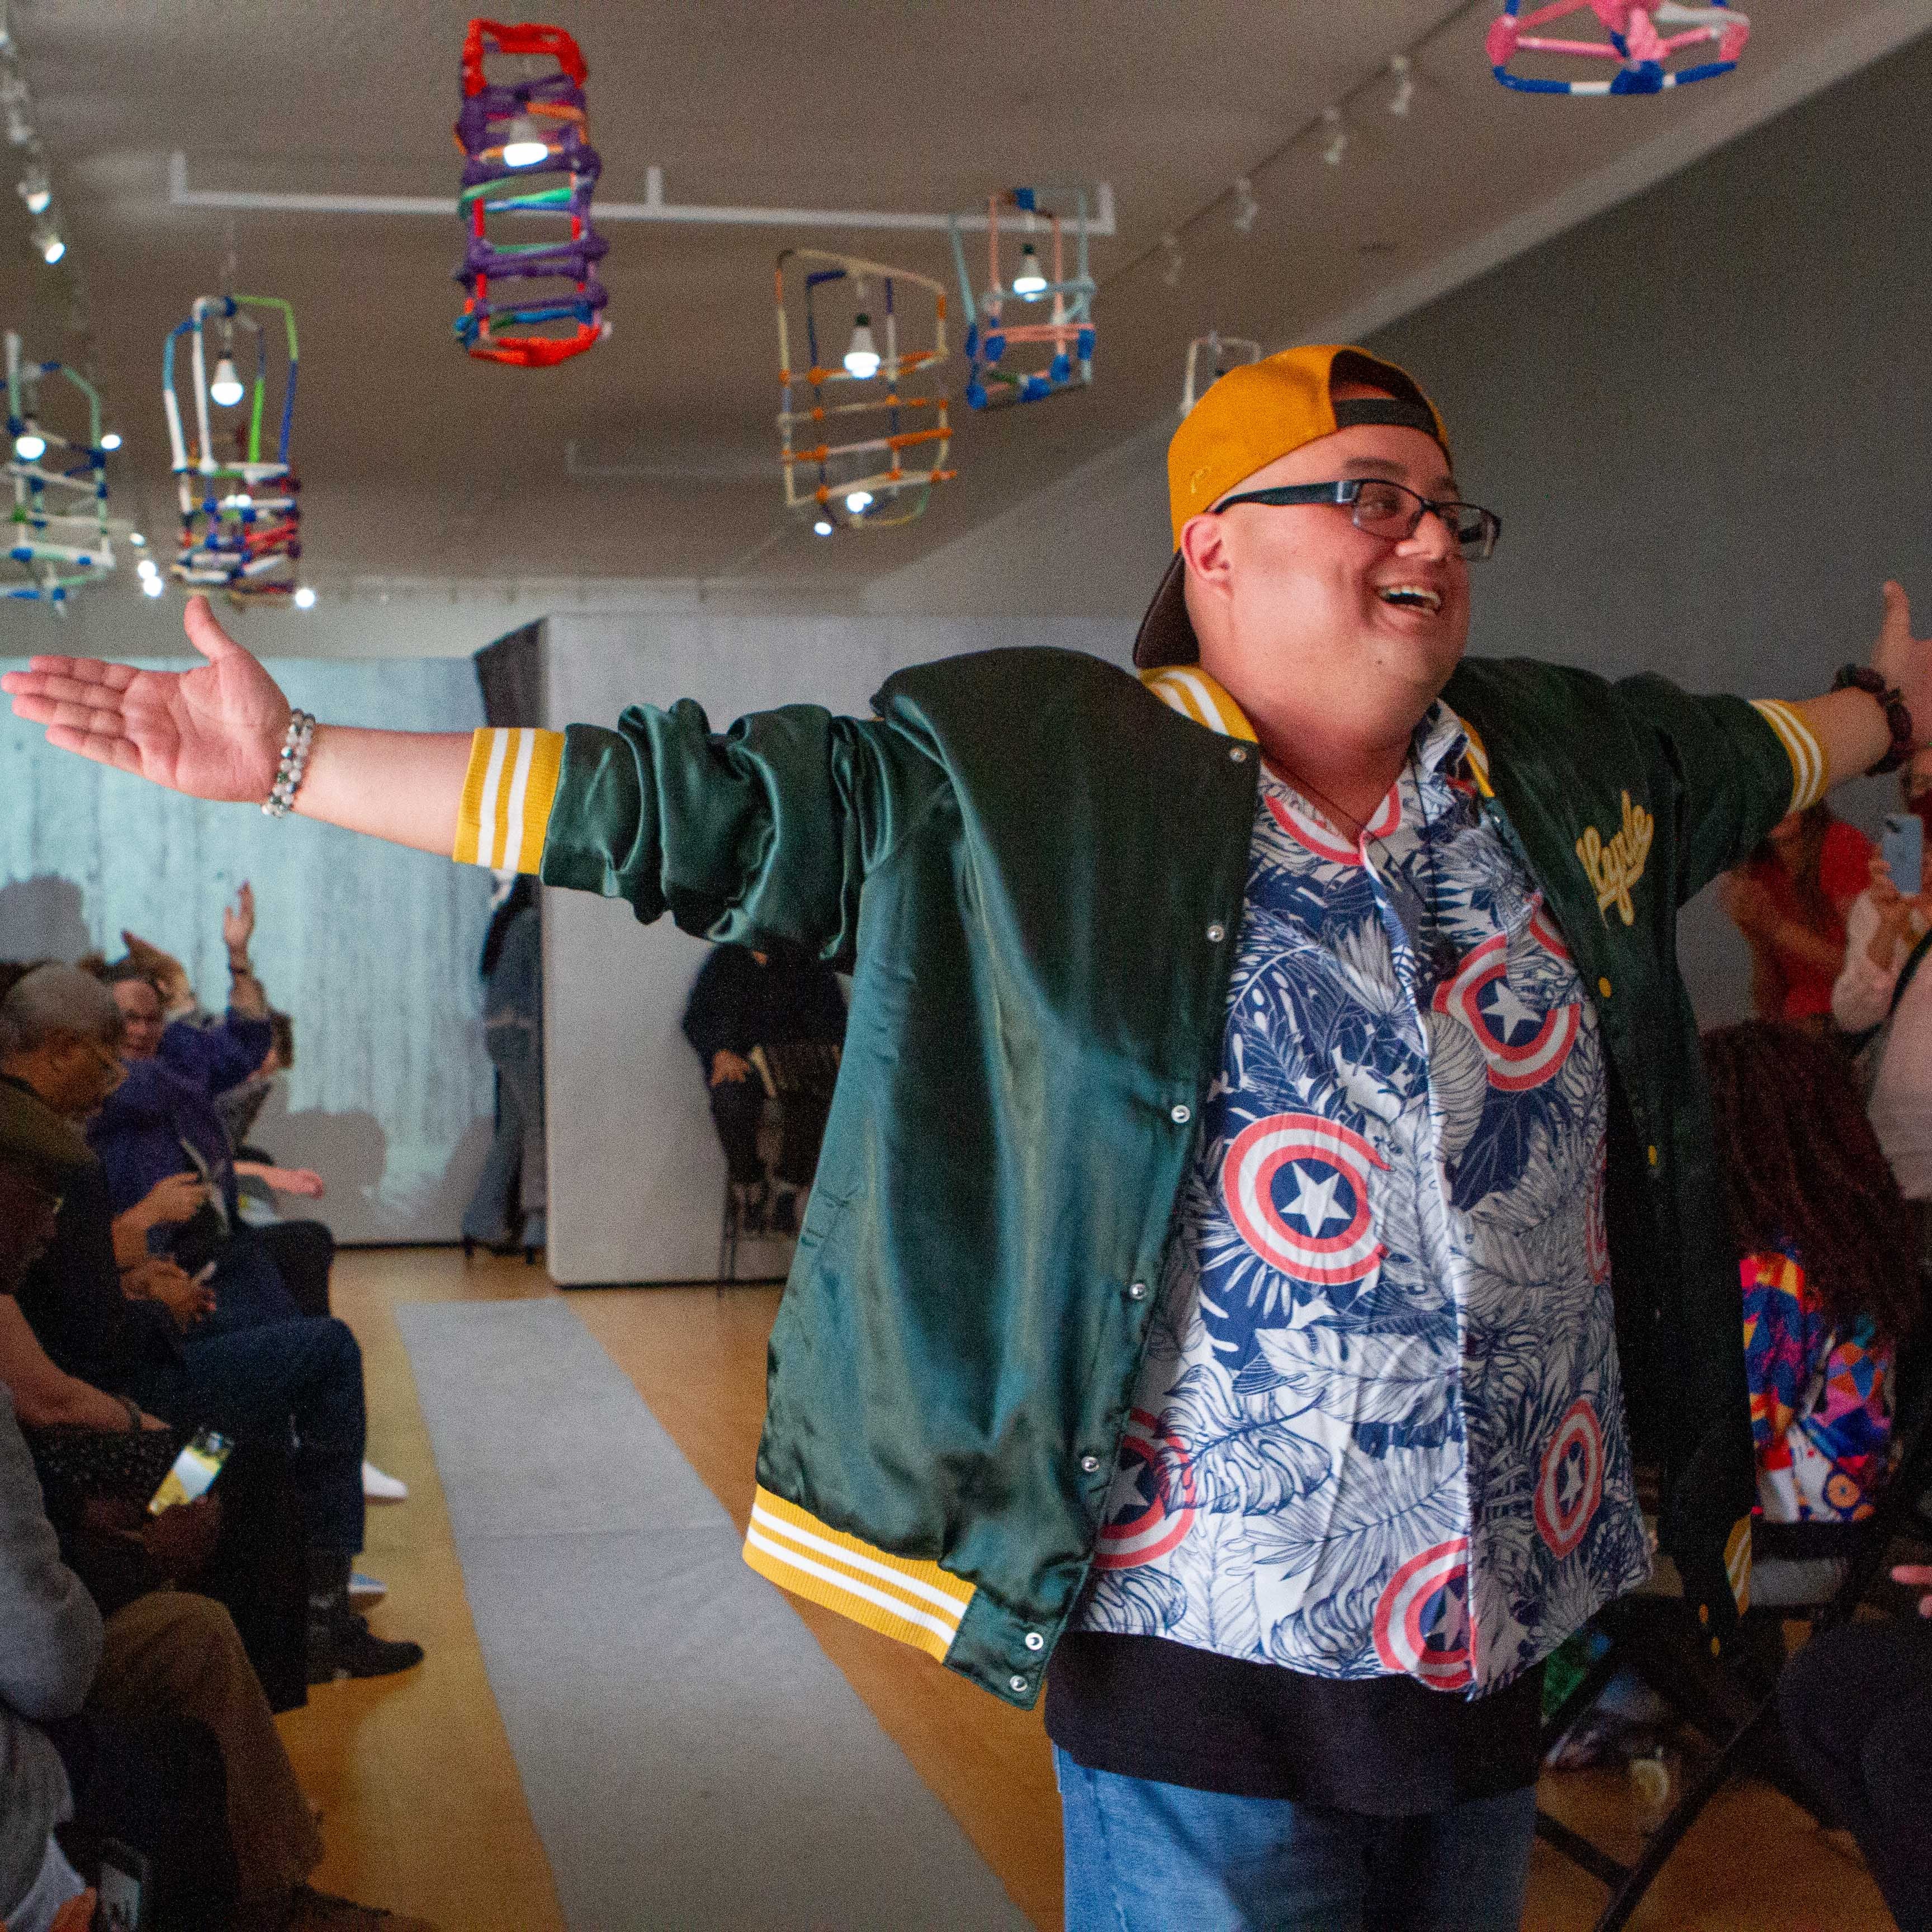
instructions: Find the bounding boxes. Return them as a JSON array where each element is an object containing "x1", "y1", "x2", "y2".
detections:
[{"x1": 169, "y1": 154, "x2": 1116, "y2": 237}]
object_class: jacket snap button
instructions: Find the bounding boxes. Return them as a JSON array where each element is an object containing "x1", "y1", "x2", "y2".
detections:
[
  {"x1": 1206, "y1": 922, "x2": 1225, "y2": 943},
  {"x1": 1597, "y1": 976, "x2": 1613, "y2": 998},
  {"x1": 1228, "y1": 745, "x2": 1249, "y2": 764},
  {"x1": 1127, "y1": 1281, "x2": 1148, "y2": 1301},
  {"x1": 1009, "y1": 1674, "x2": 1029, "y2": 1693},
  {"x1": 1024, "y1": 1632, "x2": 1045, "y2": 1652},
  {"x1": 1170, "y1": 1103, "x2": 1192, "y2": 1125},
  {"x1": 1646, "y1": 1144, "x2": 1659, "y2": 1167},
  {"x1": 1080, "y1": 1454, "x2": 1101, "y2": 1473}
]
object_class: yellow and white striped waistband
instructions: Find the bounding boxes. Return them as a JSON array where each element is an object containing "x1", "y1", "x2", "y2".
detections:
[
  {"x1": 741, "y1": 1486, "x2": 974, "y2": 1665},
  {"x1": 453, "y1": 727, "x2": 565, "y2": 873}
]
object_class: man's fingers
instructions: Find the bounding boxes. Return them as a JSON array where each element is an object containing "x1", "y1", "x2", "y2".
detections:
[
  {"x1": 1882, "y1": 577, "x2": 1913, "y2": 640},
  {"x1": 183, "y1": 592, "x2": 245, "y2": 662},
  {"x1": 4, "y1": 654, "x2": 135, "y2": 693}
]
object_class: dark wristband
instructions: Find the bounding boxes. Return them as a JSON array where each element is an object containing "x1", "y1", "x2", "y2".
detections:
[{"x1": 1832, "y1": 664, "x2": 1916, "y2": 775}]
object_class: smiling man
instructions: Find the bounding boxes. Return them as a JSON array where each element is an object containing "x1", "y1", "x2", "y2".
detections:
[{"x1": 6, "y1": 343, "x2": 1929, "y2": 1930}]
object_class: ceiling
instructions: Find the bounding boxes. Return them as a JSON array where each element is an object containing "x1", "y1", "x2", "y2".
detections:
[{"x1": 0, "y1": 0, "x2": 1914, "y2": 608}]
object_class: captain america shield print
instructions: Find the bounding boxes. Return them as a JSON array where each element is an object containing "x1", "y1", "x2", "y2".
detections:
[{"x1": 1076, "y1": 709, "x2": 1652, "y2": 1689}]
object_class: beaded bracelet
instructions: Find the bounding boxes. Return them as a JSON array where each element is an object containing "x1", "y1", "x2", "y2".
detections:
[
  {"x1": 1832, "y1": 665, "x2": 1916, "y2": 776},
  {"x1": 263, "y1": 709, "x2": 318, "y2": 817}
]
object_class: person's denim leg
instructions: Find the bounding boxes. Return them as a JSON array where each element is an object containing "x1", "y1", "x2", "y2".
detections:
[
  {"x1": 1054, "y1": 1749, "x2": 1536, "y2": 1932},
  {"x1": 136, "y1": 1315, "x2": 367, "y2": 1554},
  {"x1": 196, "y1": 1227, "x2": 302, "y2": 1337}
]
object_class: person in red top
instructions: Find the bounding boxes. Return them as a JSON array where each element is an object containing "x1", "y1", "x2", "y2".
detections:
[{"x1": 1721, "y1": 802, "x2": 1873, "y2": 1025}]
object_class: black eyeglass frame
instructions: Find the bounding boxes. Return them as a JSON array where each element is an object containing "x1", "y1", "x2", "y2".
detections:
[{"x1": 1210, "y1": 478, "x2": 1502, "y2": 561}]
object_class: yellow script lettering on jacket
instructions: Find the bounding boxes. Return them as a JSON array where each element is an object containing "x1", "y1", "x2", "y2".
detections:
[{"x1": 1576, "y1": 790, "x2": 1654, "y2": 926}]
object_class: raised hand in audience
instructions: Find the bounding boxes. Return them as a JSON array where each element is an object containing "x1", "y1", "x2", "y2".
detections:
[
  {"x1": 222, "y1": 880, "x2": 255, "y2": 957},
  {"x1": 1896, "y1": 1562, "x2": 1932, "y2": 1617},
  {"x1": 122, "y1": 1256, "x2": 215, "y2": 1330},
  {"x1": 118, "y1": 930, "x2": 195, "y2": 1017}
]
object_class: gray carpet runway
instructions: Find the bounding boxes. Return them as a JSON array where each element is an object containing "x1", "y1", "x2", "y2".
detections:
[{"x1": 397, "y1": 1297, "x2": 1032, "y2": 1932}]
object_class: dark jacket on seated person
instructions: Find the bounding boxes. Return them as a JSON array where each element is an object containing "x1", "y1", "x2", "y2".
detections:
[{"x1": 681, "y1": 943, "x2": 846, "y2": 1071}]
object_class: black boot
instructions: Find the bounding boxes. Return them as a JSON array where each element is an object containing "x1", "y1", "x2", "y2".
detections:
[{"x1": 307, "y1": 1549, "x2": 425, "y2": 1685}]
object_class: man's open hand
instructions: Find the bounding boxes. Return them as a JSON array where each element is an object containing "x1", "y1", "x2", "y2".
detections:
[
  {"x1": 1872, "y1": 581, "x2": 1932, "y2": 746},
  {"x1": 1, "y1": 594, "x2": 292, "y2": 800}
]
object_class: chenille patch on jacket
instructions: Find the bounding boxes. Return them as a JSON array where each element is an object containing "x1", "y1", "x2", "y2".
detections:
[
  {"x1": 1748, "y1": 700, "x2": 1827, "y2": 814},
  {"x1": 742, "y1": 1486, "x2": 975, "y2": 1664},
  {"x1": 453, "y1": 727, "x2": 565, "y2": 873}
]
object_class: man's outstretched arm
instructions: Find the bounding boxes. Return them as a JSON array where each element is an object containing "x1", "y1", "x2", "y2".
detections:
[{"x1": 1, "y1": 595, "x2": 473, "y2": 856}]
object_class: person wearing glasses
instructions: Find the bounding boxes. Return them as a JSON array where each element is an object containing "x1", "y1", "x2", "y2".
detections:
[{"x1": 7, "y1": 343, "x2": 1928, "y2": 1930}]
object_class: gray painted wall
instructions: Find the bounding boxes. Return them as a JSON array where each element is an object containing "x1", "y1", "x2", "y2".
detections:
[{"x1": 869, "y1": 29, "x2": 1932, "y2": 1019}]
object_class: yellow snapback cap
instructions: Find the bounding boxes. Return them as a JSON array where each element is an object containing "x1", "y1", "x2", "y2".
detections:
[{"x1": 1135, "y1": 344, "x2": 1451, "y2": 670}]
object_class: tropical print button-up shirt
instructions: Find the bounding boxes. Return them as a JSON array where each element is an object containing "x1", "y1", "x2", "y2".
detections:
[{"x1": 1075, "y1": 702, "x2": 1653, "y2": 1694}]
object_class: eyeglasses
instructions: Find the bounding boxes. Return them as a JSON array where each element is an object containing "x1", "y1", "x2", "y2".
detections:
[
  {"x1": 1211, "y1": 477, "x2": 1502, "y2": 561},
  {"x1": 79, "y1": 1035, "x2": 127, "y2": 1087}
]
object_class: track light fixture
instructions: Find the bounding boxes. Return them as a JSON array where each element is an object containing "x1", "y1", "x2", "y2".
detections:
[
  {"x1": 1231, "y1": 176, "x2": 1259, "y2": 235},
  {"x1": 1159, "y1": 232, "x2": 1185, "y2": 289},
  {"x1": 1388, "y1": 54, "x2": 1415, "y2": 116},
  {"x1": 1322, "y1": 107, "x2": 1348, "y2": 167}
]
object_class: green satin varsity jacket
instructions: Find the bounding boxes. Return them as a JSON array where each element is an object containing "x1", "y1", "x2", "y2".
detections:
[{"x1": 456, "y1": 647, "x2": 1821, "y2": 1708}]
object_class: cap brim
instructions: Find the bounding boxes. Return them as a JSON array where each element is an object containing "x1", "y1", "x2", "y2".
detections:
[{"x1": 1133, "y1": 550, "x2": 1197, "y2": 670}]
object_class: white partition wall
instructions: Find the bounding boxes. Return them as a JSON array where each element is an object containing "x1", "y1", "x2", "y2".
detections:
[{"x1": 538, "y1": 613, "x2": 1128, "y2": 1286}]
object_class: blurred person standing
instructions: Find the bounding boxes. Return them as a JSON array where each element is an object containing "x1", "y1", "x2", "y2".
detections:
[
  {"x1": 461, "y1": 874, "x2": 545, "y2": 1258},
  {"x1": 1722, "y1": 803, "x2": 1873, "y2": 1029},
  {"x1": 1834, "y1": 750, "x2": 1932, "y2": 1256}
]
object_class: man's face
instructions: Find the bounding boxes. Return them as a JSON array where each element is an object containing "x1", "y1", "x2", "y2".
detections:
[
  {"x1": 36, "y1": 1029, "x2": 128, "y2": 1119},
  {"x1": 0, "y1": 1163, "x2": 61, "y2": 1292},
  {"x1": 112, "y1": 979, "x2": 164, "y2": 1060},
  {"x1": 1183, "y1": 419, "x2": 1470, "y2": 730}
]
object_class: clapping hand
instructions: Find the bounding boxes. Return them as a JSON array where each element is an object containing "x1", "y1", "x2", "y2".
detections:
[{"x1": 2, "y1": 594, "x2": 292, "y2": 801}]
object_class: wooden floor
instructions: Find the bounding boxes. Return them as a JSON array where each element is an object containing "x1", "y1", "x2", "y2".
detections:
[{"x1": 296, "y1": 1246, "x2": 1899, "y2": 1932}]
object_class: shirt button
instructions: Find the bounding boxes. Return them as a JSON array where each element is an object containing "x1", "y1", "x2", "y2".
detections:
[
  {"x1": 1127, "y1": 1280, "x2": 1148, "y2": 1301},
  {"x1": 1024, "y1": 1631, "x2": 1045, "y2": 1652},
  {"x1": 1228, "y1": 745, "x2": 1249, "y2": 764},
  {"x1": 1206, "y1": 922, "x2": 1226, "y2": 943},
  {"x1": 1080, "y1": 1454, "x2": 1101, "y2": 1473},
  {"x1": 1010, "y1": 1674, "x2": 1029, "y2": 1693},
  {"x1": 1647, "y1": 1144, "x2": 1659, "y2": 1167},
  {"x1": 1170, "y1": 1103, "x2": 1192, "y2": 1125},
  {"x1": 1597, "y1": 976, "x2": 1613, "y2": 998}
]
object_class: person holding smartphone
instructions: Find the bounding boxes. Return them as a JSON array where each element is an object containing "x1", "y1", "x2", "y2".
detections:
[{"x1": 1832, "y1": 750, "x2": 1932, "y2": 1253}]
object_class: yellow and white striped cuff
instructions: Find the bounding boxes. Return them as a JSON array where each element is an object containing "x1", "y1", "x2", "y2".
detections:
[
  {"x1": 741, "y1": 1486, "x2": 974, "y2": 1665},
  {"x1": 453, "y1": 727, "x2": 565, "y2": 873},
  {"x1": 1750, "y1": 699, "x2": 1827, "y2": 815},
  {"x1": 1140, "y1": 665, "x2": 1259, "y2": 742}
]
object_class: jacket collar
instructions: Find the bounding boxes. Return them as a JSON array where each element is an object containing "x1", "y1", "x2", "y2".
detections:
[{"x1": 1139, "y1": 664, "x2": 1494, "y2": 799}]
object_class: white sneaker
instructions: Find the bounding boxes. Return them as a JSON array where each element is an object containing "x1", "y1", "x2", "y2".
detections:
[
  {"x1": 362, "y1": 1460, "x2": 408, "y2": 1502},
  {"x1": 349, "y1": 1571, "x2": 386, "y2": 1604}
]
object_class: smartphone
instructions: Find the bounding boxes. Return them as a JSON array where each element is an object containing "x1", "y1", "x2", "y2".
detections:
[
  {"x1": 95, "y1": 1838, "x2": 150, "y2": 1931},
  {"x1": 1883, "y1": 812, "x2": 1924, "y2": 893},
  {"x1": 146, "y1": 1427, "x2": 233, "y2": 1516}
]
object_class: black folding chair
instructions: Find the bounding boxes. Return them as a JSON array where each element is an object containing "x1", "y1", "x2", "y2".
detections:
[{"x1": 1535, "y1": 1343, "x2": 1932, "y2": 1931}]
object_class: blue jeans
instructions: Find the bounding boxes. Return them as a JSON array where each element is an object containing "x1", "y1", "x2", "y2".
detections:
[
  {"x1": 130, "y1": 1315, "x2": 367, "y2": 1555},
  {"x1": 197, "y1": 1226, "x2": 303, "y2": 1338},
  {"x1": 1054, "y1": 1749, "x2": 1537, "y2": 1932}
]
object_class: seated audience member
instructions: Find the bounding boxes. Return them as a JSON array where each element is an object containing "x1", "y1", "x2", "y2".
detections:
[
  {"x1": 1780, "y1": 1563, "x2": 1932, "y2": 1932},
  {"x1": 682, "y1": 940, "x2": 846, "y2": 1237},
  {"x1": 1722, "y1": 802, "x2": 1874, "y2": 1030},
  {"x1": 0, "y1": 1083, "x2": 430, "y2": 1932},
  {"x1": 1703, "y1": 1024, "x2": 1920, "y2": 1537},
  {"x1": 1832, "y1": 750, "x2": 1932, "y2": 1249},
  {"x1": 0, "y1": 966, "x2": 421, "y2": 1685},
  {"x1": 462, "y1": 875, "x2": 545, "y2": 1257}
]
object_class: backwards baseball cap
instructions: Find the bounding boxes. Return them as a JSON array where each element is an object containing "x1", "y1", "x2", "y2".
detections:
[
  {"x1": 1133, "y1": 344, "x2": 1451, "y2": 670},
  {"x1": 0, "y1": 1078, "x2": 91, "y2": 1187}
]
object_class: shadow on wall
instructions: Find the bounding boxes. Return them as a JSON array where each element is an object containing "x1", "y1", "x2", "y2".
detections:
[{"x1": 0, "y1": 875, "x2": 91, "y2": 965}]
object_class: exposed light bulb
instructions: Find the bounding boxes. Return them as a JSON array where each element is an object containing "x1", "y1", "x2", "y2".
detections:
[
  {"x1": 1388, "y1": 54, "x2": 1415, "y2": 117},
  {"x1": 209, "y1": 356, "x2": 244, "y2": 408},
  {"x1": 99, "y1": 429, "x2": 121, "y2": 451},
  {"x1": 1011, "y1": 243, "x2": 1048, "y2": 299},
  {"x1": 1322, "y1": 107, "x2": 1348, "y2": 168},
  {"x1": 813, "y1": 519, "x2": 834, "y2": 537},
  {"x1": 129, "y1": 530, "x2": 146, "y2": 548},
  {"x1": 1231, "y1": 177, "x2": 1260, "y2": 235},
  {"x1": 32, "y1": 221, "x2": 61, "y2": 264},
  {"x1": 1159, "y1": 232, "x2": 1185, "y2": 290},
  {"x1": 141, "y1": 574, "x2": 165, "y2": 598},
  {"x1": 293, "y1": 585, "x2": 316, "y2": 609},
  {"x1": 842, "y1": 314, "x2": 880, "y2": 380},
  {"x1": 136, "y1": 557, "x2": 158, "y2": 580},
  {"x1": 500, "y1": 114, "x2": 548, "y2": 168},
  {"x1": 12, "y1": 420, "x2": 45, "y2": 462},
  {"x1": 844, "y1": 489, "x2": 874, "y2": 515},
  {"x1": 16, "y1": 167, "x2": 49, "y2": 215}
]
